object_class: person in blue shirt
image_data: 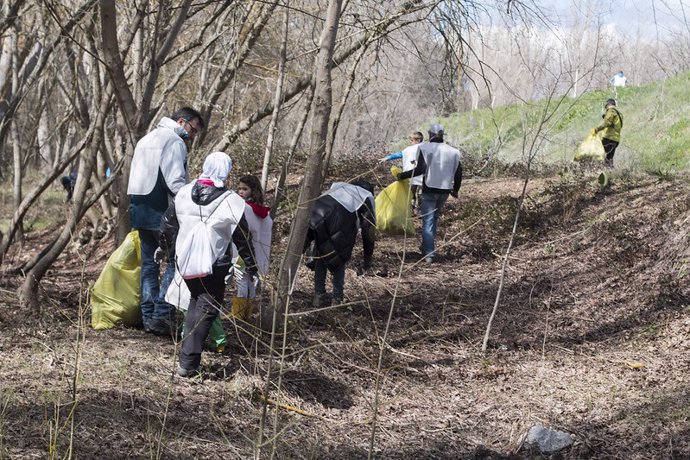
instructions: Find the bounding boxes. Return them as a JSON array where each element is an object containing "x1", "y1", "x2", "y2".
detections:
[{"x1": 380, "y1": 131, "x2": 424, "y2": 209}]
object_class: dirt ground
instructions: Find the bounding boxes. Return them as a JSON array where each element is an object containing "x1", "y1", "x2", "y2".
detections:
[{"x1": 2, "y1": 169, "x2": 690, "y2": 459}]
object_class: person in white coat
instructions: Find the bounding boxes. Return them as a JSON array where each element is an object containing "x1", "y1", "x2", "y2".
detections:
[
  {"x1": 232, "y1": 174, "x2": 273, "y2": 320},
  {"x1": 380, "y1": 131, "x2": 424, "y2": 210},
  {"x1": 158, "y1": 152, "x2": 257, "y2": 378},
  {"x1": 609, "y1": 71, "x2": 626, "y2": 88},
  {"x1": 128, "y1": 107, "x2": 204, "y2": 337}
]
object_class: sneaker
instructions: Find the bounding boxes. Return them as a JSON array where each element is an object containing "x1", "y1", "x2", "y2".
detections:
[
  {"x1": 313, "y1": 293, "x2": 331, "y2": 308},
  {"x1": 177, "y1": 366, "x2": 200, "y2": 378},
  {"x1": 424, "y1": 257, "x2": 433, "y2": 264}
]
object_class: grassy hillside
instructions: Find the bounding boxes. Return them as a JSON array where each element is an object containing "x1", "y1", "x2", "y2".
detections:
[{"x1": 427, "y1": 70, "x2": 690, "y2": 173}]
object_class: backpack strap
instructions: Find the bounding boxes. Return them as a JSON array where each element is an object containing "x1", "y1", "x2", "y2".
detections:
[{"x1": 200, "y1": 190, "x2": 232, "y2": 223}]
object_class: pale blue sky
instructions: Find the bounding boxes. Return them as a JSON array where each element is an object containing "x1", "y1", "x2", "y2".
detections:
[{"x1": 542, "y1": 0, "x2": 690, "y2": 39}]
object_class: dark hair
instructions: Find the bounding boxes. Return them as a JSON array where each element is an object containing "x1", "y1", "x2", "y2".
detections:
[
  {"x1": 350, "y1": 178, "x2": 374, "y2": 195},
  {"x1": 239, "y1": 174, "x2": 264, "y2": 204},
  {"x1": 172, "y1": 107, "x2": 205, "y2": 129},
  {"x1": 411, "y1": 131, "x2": 424, "y2": 142},
  {"x1": 606, "y1": 98, "x2": 617, "y2": 107}
]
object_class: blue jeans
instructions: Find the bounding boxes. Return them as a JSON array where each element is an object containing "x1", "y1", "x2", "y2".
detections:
[
  {"x1": 419, "y1": 192, "x2": 448, "y2": 259},
  {"x1": 138, "y1": 229, "x2": 175, "y2": 328},
  {"x1": 314, "y1": 260, "x2": 346, "y2": 300}
]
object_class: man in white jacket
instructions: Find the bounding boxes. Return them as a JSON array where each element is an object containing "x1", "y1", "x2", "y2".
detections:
[
  {"x1": 127, "y1": 107, "x2": 205, "y2": 336},
  {"x1": 397, "y1": 124, "x2": 462, "y2": 263}
]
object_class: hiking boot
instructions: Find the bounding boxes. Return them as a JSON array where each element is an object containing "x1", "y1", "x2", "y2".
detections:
[
  {"x1": 312, "y1": 293, "x2": 331, "y2": 308},
  {"x1": 149, "y1": 318, "x2": 175, "y2": 337},
  {"x1": 177, "y1": 366, "x2": 200, "y2": 379}
]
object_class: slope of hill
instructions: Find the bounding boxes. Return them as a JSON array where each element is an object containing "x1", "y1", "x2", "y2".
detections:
[
  {"x1": 429, "y1": 70, "x2": 690, "y2": 173},
  {"x1": 2, "y1": 167, "x2": 690, "y2": 458}
]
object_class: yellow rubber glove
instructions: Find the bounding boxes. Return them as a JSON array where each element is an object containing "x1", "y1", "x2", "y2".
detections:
[{"x1": 590, "y1": 128, "x2": 597, "y2": 136}]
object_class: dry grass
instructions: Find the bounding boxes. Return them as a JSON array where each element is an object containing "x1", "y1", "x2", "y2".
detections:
[{"x1": 2, "y1": 169, "x2": 690, "y2": 458}]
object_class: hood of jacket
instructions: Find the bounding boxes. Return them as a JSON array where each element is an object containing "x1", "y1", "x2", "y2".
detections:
[
  {"x1": 157, "y1": 116, "x2": 190, "y2": 140},
  {"x1": 247, "y1": 201, "x2": 270, "y2": 218},
  {"x1": 191, "y1": 181, "x2": 228, "y2": 205}
]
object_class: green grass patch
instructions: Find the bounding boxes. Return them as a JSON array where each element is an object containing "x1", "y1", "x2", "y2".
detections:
[{"x1": 433, "y1": 70, "x2": 690, "y2": 175}]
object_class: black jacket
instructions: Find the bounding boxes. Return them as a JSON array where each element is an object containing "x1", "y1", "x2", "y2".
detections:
[{"x1": 304, "y1": 194, "x2": 375, "y2": 271}]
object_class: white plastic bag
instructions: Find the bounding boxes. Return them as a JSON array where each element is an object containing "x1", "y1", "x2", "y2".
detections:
[
  {"x1": 165, "y1": 270, "x2": 191, "y2": 311},
  {"x1": 176, "y1": 220, "x2": 215, "y2": 279}
]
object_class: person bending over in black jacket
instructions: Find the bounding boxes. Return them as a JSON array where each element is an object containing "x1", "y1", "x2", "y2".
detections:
[{"x1": 304, "y1": 179, "x2": 376, "y2": 307}]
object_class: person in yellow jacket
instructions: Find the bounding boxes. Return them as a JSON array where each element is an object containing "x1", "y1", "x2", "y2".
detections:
[{"x1": 592, "y1": 98, "x2": 623, "y2": 168}]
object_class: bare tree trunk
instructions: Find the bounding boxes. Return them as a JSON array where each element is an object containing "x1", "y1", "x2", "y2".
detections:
[
  {"x1": 37, "y1": 96, "x2": 55, "y2": 173},
  {"x1": 0, "y1": 0, "x2": 98, "y2": 155},
  {"x1": 10, "y1": 13, "x2": 23, "y2": 243},
  {"x1": 211, "y1": 0, "x2": 426, "y2": 152},
  {"x1": 0, "y1": 1, "x2": 24, "y2": 39},
  {"x1": 19, "y1": 105, "x2": 106, "y2": 311},
  {"x1": 322, "y1": 44, "x2": 368, "y2": 177},
  {"x1": 0, "y1": 129, "x2": 92, "y2": 265},
  {"x1": 11, "y1": 116, "x2": 23, "y2": 244},
  {"x1": 99, "y1": 0, "x2": 192, "y2": 243},
  {"x1": 99, "y1": 0, "x2": 139, "y2": 243},
  {"x1": 270, "y1": 85, "x2": 314, "y2": 219},
  {"x1": 199, "y1": 0, "x2": 279, "y2": 140},
  {"x1": 260, "y1": 1, "x2": 289, "y2": 192},
  {"x1": 268, "y1": 0, "x2": 342, "y2": 330}
]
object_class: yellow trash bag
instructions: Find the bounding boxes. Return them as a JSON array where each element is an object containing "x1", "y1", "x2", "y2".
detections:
[
  {"x1": 91, "y1": 231, "x2": 142, "y2": 329},
  {"x1": 375, "y1": 166, "x2": 415, "y2": 235},
  {"x1": 574, "y1": 133, "x2": 605, "y2": 162}
]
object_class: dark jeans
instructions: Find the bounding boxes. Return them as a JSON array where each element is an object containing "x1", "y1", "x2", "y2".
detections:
[
  {"x1": 602, "y1": 137, "x2": 619, "y2": 167},
  {"x1": 314, "y1": 259, "x2": 346, "y2": 301},
  {"x1": 179, "y1": 263, "x2": 230, "y2": 372},
  {"x1": 138, "y1": 229, "x2": 175, "y2": 328}
]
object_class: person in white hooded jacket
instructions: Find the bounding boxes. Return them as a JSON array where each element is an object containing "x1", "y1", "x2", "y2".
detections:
[
  {"x1": 128, "y1": 107, "x2": 205, "y2": 337},
  {"x1": 232, "y1": 174, "x2": 273, "y2": 320},
  {"x1": 158, "y1": 152, "x2": 257, "y2": 378}
]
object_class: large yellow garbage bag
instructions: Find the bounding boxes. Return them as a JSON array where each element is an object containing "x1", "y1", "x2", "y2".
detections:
[
  {"x1": 91, "y1": 231, "x2": 142, "y2": 329},
  {"x1": 375, "y1": 166, "x2": 415, "y2": 235},
  {"x1": 574, "y1": 133, "x2": 605, "y2": 162}
]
